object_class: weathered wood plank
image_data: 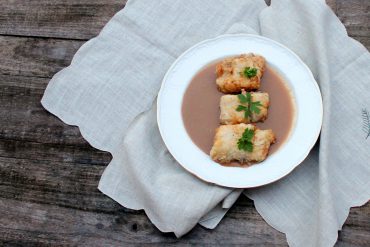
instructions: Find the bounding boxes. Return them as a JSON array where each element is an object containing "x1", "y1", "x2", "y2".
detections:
[
  {"x1": 0, "y1": 138, "x2": 110, "y2": 165},
  {"x1": 0, "y1": 16, "x2": 369, "y2": 80},
  {"x1": 0, "y1": 154, "x2": 119, "y2": 214},
  {"x1": 337, "y1": 0, "x2": 370, "y2": 49},
  {"x1": 337, "y1": 204, "x2": 370, "y2": 247},
  {"x1": 326, "y1": 0, "x2": 337, "y2": 14},
  {"x1": 0, "y1": 195, "x2": 368, "y2": 246},
  {"x1": 0, "y1": 197, "x2": 289, "y2": 246},
  {"x1": 0, "y1": 36, "x2": 83, "y2": 78},
  {"x1": 0, "y1": 198, "x2": 163, "y2": 246},
  {"x1": 0, "y1": 0, "x2": 125, "y2": 40},
  {"x1": 0, "y1": 0, "x2": 366, "y2": 44},
  {"x1": 0, "y1": 75, "x2": 87, "y2": 145}
]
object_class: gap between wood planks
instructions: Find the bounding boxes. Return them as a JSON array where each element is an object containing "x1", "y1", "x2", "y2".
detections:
[{"x1": 0, "y1": 0, "x2": 368, "y2": 41}]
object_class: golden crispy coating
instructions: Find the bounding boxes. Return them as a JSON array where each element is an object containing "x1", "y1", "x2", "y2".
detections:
[
  {"x1": 220, "y1": 92, "x2": 269, "y2": 125},
  {"x1": 216, "y1": 54, "x2": 266, "y2": 93},
  {"x1": 210, "y1": 124, "x2": 275, "y2": 164}
]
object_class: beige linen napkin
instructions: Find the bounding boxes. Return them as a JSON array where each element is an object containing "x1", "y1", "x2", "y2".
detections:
[
  {"x1": 246, "y1": 0, "x2": 370, "y2": 246},
  {"x1": 41, "y1": 0, "x2": 266, "y2": 237},
  {"x1": 41, "y1": 0, "x2": 370, "y2": 246}
]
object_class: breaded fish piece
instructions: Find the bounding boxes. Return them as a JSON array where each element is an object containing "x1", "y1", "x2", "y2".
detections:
[
  {"x1": 216, "y1": 54, "x2": 266, "y2": 93},
  {"x1": 210, "y1": 124, "x2": 275, "y2": 164},
  {"x1": 220, "y1": 92, "x2": 269, "y2": 125}
]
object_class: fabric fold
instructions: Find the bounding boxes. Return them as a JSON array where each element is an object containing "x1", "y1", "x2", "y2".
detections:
[
  {"x1": 42, "y1": 0, "x2": 267, "y2": 237},
  {"x1": 246, "y1": 0, "x2": 370, "y2": 246},
  {"x1": 98, "y1": 103, "x2": 232, "y2": 236}
]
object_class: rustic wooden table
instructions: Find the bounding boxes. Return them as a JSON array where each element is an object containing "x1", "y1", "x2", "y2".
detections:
[{"x1": 0, "y1": 0, "x2": 369, "y2": 246}]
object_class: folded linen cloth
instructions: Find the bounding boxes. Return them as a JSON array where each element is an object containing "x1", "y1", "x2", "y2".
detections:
[{"x1": 41, "y1": 0, "x2": 370, "y2": 246}]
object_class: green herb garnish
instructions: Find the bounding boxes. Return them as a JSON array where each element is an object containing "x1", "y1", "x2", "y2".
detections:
[
  {"x1": 236, "y1": 92, "x2": 263, "y2": 119},
  {"x1": 243, "y1": 67, "x2": 258, "y2": 78},
  {"x1": 237, "y1": 128, "x2": 255, "y2": 152}
]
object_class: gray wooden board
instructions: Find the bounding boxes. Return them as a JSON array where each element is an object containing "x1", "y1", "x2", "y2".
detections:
[{"x1": 0, "y1": 0, "x2": 369, "y2": 246}]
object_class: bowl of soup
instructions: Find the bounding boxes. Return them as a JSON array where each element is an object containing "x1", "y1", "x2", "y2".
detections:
[{"x1": 157, "y1": 34, "x2": 323, "y2": 188}]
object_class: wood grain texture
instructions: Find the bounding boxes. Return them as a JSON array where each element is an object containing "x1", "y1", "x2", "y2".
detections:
[
  {"x1": 0, "y1": 0, "x2": 126, "y2": 40},
  {"x1": 0, "y1": 197, "x2": 289, "y2": 247},
  {"x1": 0, "y1": 37, "x2": 83, "y2": 78},
  {"x1": 326, "y1": 0, "x2": 337, "y2": 14},
  {"x1": 337, "y1": 0, "x2": 370, "y2": 49},
  {"x1": 0, "y1": 75, "x2": 88, "y2": 145},
  {"x1": 0, "y1": 0, "x2": 369, "y2": 246}
]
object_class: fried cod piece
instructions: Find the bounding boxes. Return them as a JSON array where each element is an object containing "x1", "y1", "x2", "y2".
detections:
[
  {"x1": 220, "y1": 92, "x2": 269, "y2": 125},
  {"x1": 216, "y1": 54, "x2": 266, "y2": 93},
  {"x1": 210, "y1": 124, "x2": 275, "y2": 164}
]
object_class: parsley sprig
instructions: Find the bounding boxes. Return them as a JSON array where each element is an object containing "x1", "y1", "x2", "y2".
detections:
[
  {"x1": 236, "y1": 93, "x2": 263, "y2": 119},
  {"x1": 237, "y1": 128, "x2": 255, "y2": 152},
  {"x1": 243, "y1": 67, "x2": 258, "y2": 78}
]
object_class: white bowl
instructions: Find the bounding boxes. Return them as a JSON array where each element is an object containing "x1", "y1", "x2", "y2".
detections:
[{"x1": 157, "y1": 34, "x2": 322, "y2": 188}]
